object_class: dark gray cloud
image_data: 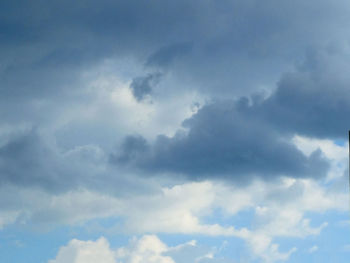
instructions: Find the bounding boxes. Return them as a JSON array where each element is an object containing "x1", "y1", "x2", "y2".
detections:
[
  {"x1": 1, "y1": 0, "x2": 348, "y2": 103},
  {"x1": 146, "y1": 42, "x2": 193, "y2": 69},
  {"x1": 0, "y1": 129, "x2": 160, "y2": 196},
  {"x1": 257, "y1": 48, "x2": 350, "y2": 139},
  {"x1": 115, "y1": 47, "x2": 350, "y2": 180},
  {"x1": 114, "y1": 99, "x2": 330, "y2": 181},
  {"x1": 1, "y1": 0, "x2": 350, "y2": 190},
  {"x1": 115, "y1": 135, "x2": 150, "y2": 163},
  {"x1": 130, "y1": 73, "x2": 162, "y2": 101},
  {"x1": 0, "y1": 130, "x2": 73, "y2": 192}
]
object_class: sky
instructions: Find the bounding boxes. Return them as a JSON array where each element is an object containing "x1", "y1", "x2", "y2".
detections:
[{"x1": 0, "y1": 0, "x2": 350, "y2": 262}]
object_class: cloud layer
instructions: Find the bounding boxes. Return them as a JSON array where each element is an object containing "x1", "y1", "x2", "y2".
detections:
[{"x1": 1, "y1": 1, "x2": 350, "y2": 262}]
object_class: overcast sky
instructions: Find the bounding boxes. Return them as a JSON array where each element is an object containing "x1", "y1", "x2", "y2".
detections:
[{"x1": 1, "y1": 1, "x2": 350, "y2": 262}]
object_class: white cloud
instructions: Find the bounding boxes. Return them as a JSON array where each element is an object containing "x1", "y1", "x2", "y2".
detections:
[
  {"x1": 195, "y1": 252, "x2": 214, "y2": 262},
  {"x1": 168, "y1": 239, "x2": 197, "y2": 251},
  {"x1": 308, "y1": 245, "x2": 319, "y2": 253},
  {"x1": 118, "y1": 182, "x2": 250, "y2": 238},
  {"x1": 48, "y1": 237, "x2": 116, "y2": 263},
  {"x1": 116, "y1": 235, "x2": 175, "y2": 263},
  {"x1": 293, "y1": 135, "x2": 347, "y2": 160},
  {"x1": 49, "y1": 235, "x2": 206, "y2": 263},
  {"x1": 293, "y1": 135, "x2": 348, "y2": 181},
  {"x1": 0, "y1": 186, "x2": 123, "y2": 229},
  {"x1": 1, "y1": 176, "x2": 347, "y2": 263},
  {"x1": 259, "y1": 243, "x2": 297, "y2": 263}
]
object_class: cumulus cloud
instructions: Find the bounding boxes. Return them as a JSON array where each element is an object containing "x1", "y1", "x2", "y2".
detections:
[
  {"x1": 2, "y1": 1, "x2": 350, "y2": 262},
  {"x1": 2, "y1": 0, "x2": 350, "y2": 111},
  {"x1": 3, "y1": 0, "x2": 350, "y2": 186},
  {"x1": 49, "y1": 235, "x2": 212, "y2": 263},
  {"x1": 114, "y1": 99, "x2": 330, "y2": 181},
  {"x1": 116, "y1": 235, "x2": 175, "y2": 263},
  {"x1": 115, "y1": 45, "x2": 350, "y2": 181},
  {"x1": 48, "y1": 237, "x2": 115, "y2": 263},
  {"x1": 0, "y1": 129, "x2": 114, "y2": 193},
  {"x1": 0, "y1": 128, "x2": 159, "y2": 196},
  {"x1": 257, "y1": 47, "x2": 350, "y2": 139},
  {"x1": 0, "y1": 130, "x2": 74, "y2": 192},
  {"x1": 1, "y1": 175, "x2": 347, "y2": 261}
]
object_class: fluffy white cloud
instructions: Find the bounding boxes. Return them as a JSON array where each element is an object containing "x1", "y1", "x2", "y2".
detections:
[
  {"x1": 49, "y1": 237, "x2": 116, "y2": 263},
  {"x1": 116, "y1": 235, "x2": 175, "y2": 263},
  {"x1": 118, "y1": 182, "x2": 250, "y2": 238},
  {"x1": 1, "y1": 173, "x2": 347, "y2": 262},
  {"x1": 49, "y1": 235, "x2": 204, "y2": 263}
]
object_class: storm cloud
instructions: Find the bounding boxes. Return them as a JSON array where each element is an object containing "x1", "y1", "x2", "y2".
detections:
[
  {"x1": 2, "y1": 1, "x2": 350, "y2": 262},
  {"x1": 114, "y1": 47, "x2": 350, "y2": 181},
  {"x1": 114, "y1": 99, "x2": 330, "y2": 181},
  {"x1": 1, "y1": 0, "x2": 350, "y2": 197},
  {"x1": 259, "y1": 48, "x2": 350, "y2": 139},
  {"x1": 130, "y1": 73, "x2": 162, "y2": 101}
]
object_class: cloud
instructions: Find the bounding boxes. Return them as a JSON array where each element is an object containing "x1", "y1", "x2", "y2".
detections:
[
  {"x1": 2, "y1": 2, "x2": 350, "y2": 262},
  {"x1": 115, "y1": 45, "x2": 350, "y2": 181},
  {"x1": 116, "y1": 235, "x2": 175, "y2": 263},
  {"x1": 48, "y1": 237, "x2": 116, "y2": 263},
  {"x1": 0, "y1": 130, "x2": 73, "y2": 192},
  {"x1": 2, "y1": 0, "x2": 350, "y2": 109},
  {"x1": 3, "y1": 0, "x2": 350, "y2": 187},
  {"x1": 0, "y1": 174, "x2": 346, "y2": 261},
  {"x1": 114, "y1": 99, "x2": 330, "y2": 181},
  {"x1": 146, "y1": 42, "x2": 193, "y2": 68},
  {"x1": 0, "y1": 128, "x2": 161, "y2": 197},
  {"x1": 1, "y1": 175, "x2": 344, "y2": 233},
  {"x1": 308, "y1": 245, "x2": 319, "y2": 253},
  {"x1": 254, "y1": 242, "x2": 297, "y2": 263},
  {"x1": 116, "y1": 181, "x2": 250, "y2": 238},
  {"x1": 130, "y1": 73, "x2": 162, "y2": 101},
  {"x1": 292, "y1": 135, "x2": 348, "y2": 182},
  {"x1": 49, "y1": 235, "x2": 213, "y2": 263},
  {"x1": 257, "y1": 47, "x2": 350, "y2": 139}
]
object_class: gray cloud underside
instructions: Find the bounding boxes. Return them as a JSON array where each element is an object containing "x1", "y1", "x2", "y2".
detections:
[
  {"x1": 1, "y1": 0, "x2": 349, "y2": 101},
  {"x1": 0, "y1": 130, "x2": 160, "y2": 195},
  {"x1": 259, "y1": 49, "x2": 350, "y2": 139},
  {"x1": 113, "y1": 99, "x2": 329, "y2": 181},
  {"x1": 115, "y1": 48, "x2": 350, "y2": 180},
  {"x1": 1, "y1": 0, "x2": 350, "y2": 190},
  {"x1": 1, "y1": 0, "x2": 349, "y2": 129},
  {"x1": 130, "y1": 73, "x2": 162, "y2": 101}
]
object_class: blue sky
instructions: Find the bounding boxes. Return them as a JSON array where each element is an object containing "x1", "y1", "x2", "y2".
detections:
[{"x1": 0, "y1": 0, "x2": 350, "y2": 262}]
